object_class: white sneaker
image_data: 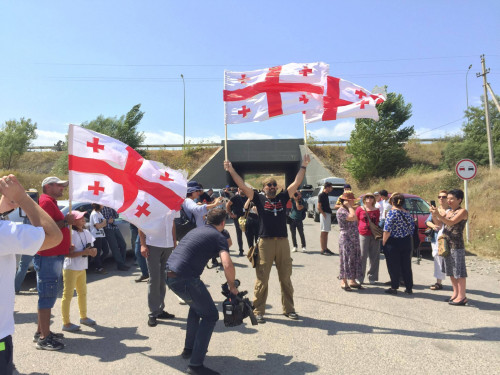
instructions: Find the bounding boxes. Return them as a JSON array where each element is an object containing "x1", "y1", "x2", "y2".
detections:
[
  {"x1": 301, "y1": 247, "x2": 307, "y2": 252},
  {"x1": 292, "y1": 247, "x2": 298, "y2": 252}
]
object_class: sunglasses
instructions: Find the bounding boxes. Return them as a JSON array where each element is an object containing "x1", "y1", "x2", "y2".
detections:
[
  {"x1": 438, "y1": 196, "x2": 447, "y2": 199},
  {"x1": 266, "y1": 183, "x2": 277, "y2": 187}
]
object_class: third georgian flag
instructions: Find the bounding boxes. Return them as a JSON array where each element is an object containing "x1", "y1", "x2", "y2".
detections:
[
  {"x1": 224, "y1": 62, "x2": 329, "y2": 124},
  {"x1": 304, "y1": 76, "x2": 386, "y2": 123}
]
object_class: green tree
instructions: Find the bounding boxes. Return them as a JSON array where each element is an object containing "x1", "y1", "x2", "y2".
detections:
[
  {"x1": 441, "y1": 95, "x2": 500, "y2": 168},
  {"x1": 52, "y1": 104, "x2": 146, "y2": 174},
  {"x1": 345, "y1": 90, "x2": 414, "y2": 184},
  {"x1": 0, "y1": 118, "x2": 37, "y2": 169},
  {"x1": 82, "y1": 104, "x2": 146, "y2": 149}
]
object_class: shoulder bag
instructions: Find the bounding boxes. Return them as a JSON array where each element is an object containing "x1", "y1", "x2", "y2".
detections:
[
  {"x1": 364, "y1": 207, "x2": 383, "y2": 240},
  {"x1": 174, "y1": 207, "x2": 197, "y2": 240},
  {"x1": 437, "y1": 234, "x2": 450, "y2": 257},
  {"x1": 238, "y1": 209, "x2": 250, "y2": 232}
]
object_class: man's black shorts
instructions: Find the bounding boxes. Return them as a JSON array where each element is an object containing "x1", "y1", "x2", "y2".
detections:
[{"x1": 0, "y1": 335, "x2": 14, "y2": 375}]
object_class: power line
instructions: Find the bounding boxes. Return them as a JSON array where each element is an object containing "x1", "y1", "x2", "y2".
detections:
[{"x1": 415, "y1": 118, "x2": 463, "y2": 137}]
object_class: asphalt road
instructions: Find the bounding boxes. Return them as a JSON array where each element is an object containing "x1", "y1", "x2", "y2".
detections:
[{"x1": 12, "y1": 218, "x2": 500, "y2": 374}]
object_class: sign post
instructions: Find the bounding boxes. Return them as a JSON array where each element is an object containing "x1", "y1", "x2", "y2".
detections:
[{"x1": 455, "y1": 159, "x2": 477, "y2": 243}]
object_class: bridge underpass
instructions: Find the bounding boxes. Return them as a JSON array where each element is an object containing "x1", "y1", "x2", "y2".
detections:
[{"x1": 189, "y1": 139, "x2": 335, "y2": 189}]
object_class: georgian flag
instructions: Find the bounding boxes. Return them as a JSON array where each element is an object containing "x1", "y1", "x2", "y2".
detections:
[
  {"x1": 224, "y1": 62, "x2": 329, "y2": 124},
  {"x1": 304, "y1": 76, "x2": 386, "y2": 123},
  {"x1": 68, "y1": 125, "x2": 187, "y2": 236}
]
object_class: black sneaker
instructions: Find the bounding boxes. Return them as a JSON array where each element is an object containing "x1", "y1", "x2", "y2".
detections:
[
  {"x1": 117, "y1": 264, "x2": 130, "y2": 271},
  {"x1": 255, "y1": 314, "x2": 266, "y2": 324},
  {"x1": 33, "y1": 331, "x2": 64, "y2": 343},
  {"x1": 148, "y1": 316, "x2": 157, "y2": 327},
  {"x1": 157, "y1": 311, "x2": 175, "y2": 320},
  {"x1": 324, "y1": 249, "x2": 335, "y2": 255},
  {"x1": 385, "y1": 288, "x2": 398, "y2": 295},
  {"x1": 404, "y1": 289, "x2": 413, "y2": 295},
  {"x1": 181, "y1": 348, "x2": 192, "y2": 359},
  {"x1": 135, "y1": 275, "x2": 149, "y2": 282},
  {"x1": 36, "y1": 336, "x2": 64, "y2": 351},
  {"x1": 186, "y1": 365, "x2": 220, "y2": 375}
]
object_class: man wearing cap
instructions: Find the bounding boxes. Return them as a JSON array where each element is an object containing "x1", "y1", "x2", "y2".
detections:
[
  {"x1": 139, "y1": 210, "x2": 179, "y2": 327},
  {"x1": 34, "y1": 176, "x2": 76, "y2": 350},
  {"x1": 0, "y1": 174, "x2": 62, "y2": 373},
  {"x1": 318, "y1": 182, "x2": 335, "y2": 256},
  {"x1": 224, "y1": 154, "x2": 310, "y2": 324}
]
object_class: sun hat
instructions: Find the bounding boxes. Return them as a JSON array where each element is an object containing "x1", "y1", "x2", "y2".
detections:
[
  {"x1": 42, "y1": 176, "x2": 68, "y2": 187},
  {"x1": 71, "y1": 210, "x2": 86, "y2": 220}
]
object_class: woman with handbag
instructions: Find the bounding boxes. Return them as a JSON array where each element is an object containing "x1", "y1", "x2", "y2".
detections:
[
  {"x1": 430, "y1": 189, "x2": 468, "y2": 306},
  {"x1": 425, "y1": 190, "x2": 449, "y2": 291},
  {"x1": 336, "y1": 191, "x2": 363, "y2": 291},
  {"x1": 355, "y1": 193, "x2": 381, "y2": 285},
  {"x1": 382, "y1": 193, "x2": 415, "y2": 295}
]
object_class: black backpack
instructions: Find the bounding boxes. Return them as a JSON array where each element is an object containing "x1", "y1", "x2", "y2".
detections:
[{"x1": 174, "y1": 207, "x2": 196, "y2": 240}]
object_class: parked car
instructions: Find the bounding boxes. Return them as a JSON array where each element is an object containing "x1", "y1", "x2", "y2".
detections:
[
  {"x1": 358, "y1": 193, "x2": 432, "y2": 253},
  {"x1": 307, "y1": 177, "x2": 346, "y2": 222}
]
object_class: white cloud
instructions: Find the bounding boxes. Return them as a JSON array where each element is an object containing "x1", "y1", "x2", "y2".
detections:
[
  {"x1": 33, "y1": 129, "x2": 67, "y2": 146},
  {"x1": 307, "y1": 121, "x2": 354, "y2": 139},
  {"x1": 230, "y1": 132, "x2": 274, "y2": 140}
]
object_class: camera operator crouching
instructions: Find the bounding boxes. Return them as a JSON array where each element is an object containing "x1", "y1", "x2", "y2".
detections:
[{"x1": 166, "y1": 208, "x2": 236, "y2": 375}]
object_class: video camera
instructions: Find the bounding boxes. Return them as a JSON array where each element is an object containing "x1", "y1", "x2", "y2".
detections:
[{"x1": 221, "y1": 280, "x2": 258, "y2": 327}]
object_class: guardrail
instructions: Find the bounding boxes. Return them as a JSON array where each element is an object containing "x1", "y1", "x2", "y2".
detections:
[{"x1": 27, "y1": 138, "x2": 445, "y2": 151}]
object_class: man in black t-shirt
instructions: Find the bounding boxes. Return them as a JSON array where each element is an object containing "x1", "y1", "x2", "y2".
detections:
[
  {"x1": 224, "y1": 154, "x2": 310, "y2": 324},
  {"x1": 318, "y1": 182, "x2": 335, "y2": 255},
  {"x1": 166, "y1": 209, "x2": 236, "y2": 375},
  {"x1": 226, "y1": 188, "x2": 246, "y2": 256}
]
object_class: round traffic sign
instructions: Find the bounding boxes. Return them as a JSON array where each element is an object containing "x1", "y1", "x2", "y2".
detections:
[{"x1": 455, "y1": 159, "x2": 477, "y2": 180}]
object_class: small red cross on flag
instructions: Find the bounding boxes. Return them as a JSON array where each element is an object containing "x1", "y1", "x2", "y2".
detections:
[
  {"x1": 239, "y1": 74, "x2": 248, "y2": 84},
  {"x1": 238, "y1": 105, "x2": 251, "y2": 118},
  {"x1": 88, "y1": 181, "x2": 105, "y2": 195},
  {"x1": 160, "y1": 171, "x2": 174, "y2": 182},
  {"x1": 87, "y1": 137, "x2": 104, "y2": 153},
  {"x1": 299, "y1": 66, "x2": 313, "y2": 76},
  {"x1": 299, "y1": 94, "x2": 309, "y2": 104},
  {"x1": 135, "y1": 202, "x2": 151, "y2": 218},
  {"x1": 359, "y1": 99, "x2": 369, "y2": 109},
  {"x1": 355, "y1": 90, "x2": 367, "y2": 99}
]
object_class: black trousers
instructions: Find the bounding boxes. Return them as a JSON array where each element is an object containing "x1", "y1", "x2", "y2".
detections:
[
  {"x1": 0, "y1": 335, "x2": 14, "y2": 375},
  {"x1": 233, "y1": 215, "x2": 244, "y2": 251},
  {"x1": 245, "y1": 215, "x2": 259, "y2": 249},
  {"x1": 384, "y1": 236, "x2": 413, "y2": 290},
  {"x1": 289, "y1": 219, "x2": 306, "y2": 248}
]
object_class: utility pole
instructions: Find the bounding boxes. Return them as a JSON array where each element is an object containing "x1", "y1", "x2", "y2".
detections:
[{"x1": 476, "y1": 54, "x2": 494, "y2": 169}]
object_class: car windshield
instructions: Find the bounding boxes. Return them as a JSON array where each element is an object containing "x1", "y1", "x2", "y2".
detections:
[
  {"x1": 329, "y1": 188, "x2": 344, "y2": 197},
  {"x1": 404, "y1": 198, "x2": 430, "y2": 214}
]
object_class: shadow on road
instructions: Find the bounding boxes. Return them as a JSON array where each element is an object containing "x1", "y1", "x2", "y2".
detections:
[
  {"x1": 144, "y1": 352, "x2": 318, "y2": 375},
  {"x1": 61, "y1": 325, "x2": 151, "y2": 362}
]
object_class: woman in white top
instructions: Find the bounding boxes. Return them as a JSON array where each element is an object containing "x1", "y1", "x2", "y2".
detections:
[
  {"x1": 89, "y1": 204, "x2": 108, "y2": 274},
  {"x1": 61, "y1": 211, "x2": 97, "y2": 332}
]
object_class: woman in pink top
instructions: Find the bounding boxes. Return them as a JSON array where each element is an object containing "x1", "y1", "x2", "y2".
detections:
[{"x1": 355, "y1": 193, "x2": 381, "y2": 285}]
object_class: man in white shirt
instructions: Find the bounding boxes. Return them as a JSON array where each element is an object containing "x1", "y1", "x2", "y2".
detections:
[
  {"x1": 378, "y1": 190, "x2": 392, "y2": 228},
  {"x1": 0, "y1": 175, "x2": 61, "y2": 374},
  {"x1": 140, "y1": 210, "x2": 180, "y2": 327}
]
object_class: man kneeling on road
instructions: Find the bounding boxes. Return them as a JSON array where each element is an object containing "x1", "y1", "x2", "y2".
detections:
[
  {"x1": 0, "y1": 175, "x2": 62, "y2": 374},
  {"x1": 166, "y1": 208, "x2": 236, "y2": 375},
  {"x1": 224, "y1": 154, "x2": 310, "y2": 324}
]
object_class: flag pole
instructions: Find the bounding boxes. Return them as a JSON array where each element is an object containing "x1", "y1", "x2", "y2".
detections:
[
  {"x1": 302, "y1": 112, "x2": 308, "y2": 149},
  {"x1": 223, "y1": 70, "x2": 228, "y2": 161},
  {"x1": 67, "y1": 124, "x2": 73, "y2": 232}
]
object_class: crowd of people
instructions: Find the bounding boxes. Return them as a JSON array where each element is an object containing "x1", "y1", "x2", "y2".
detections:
[{"x1": 1, "y1": 156, "x2": 471, "y2": 374}]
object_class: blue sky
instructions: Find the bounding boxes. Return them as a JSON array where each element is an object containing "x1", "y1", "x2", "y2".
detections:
[{"x1": 1, "y1": 1, "x2": 499, "y2": 147}]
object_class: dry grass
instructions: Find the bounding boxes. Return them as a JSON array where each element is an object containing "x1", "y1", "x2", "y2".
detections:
[
  {"x1": 404, "y1": 140, "x2": 446, "y2": 168},
  {"x1": 244, "y1": 174, "x2": 286, "y2": 190},
  {"x1": 146, "y1": 148, "x2": 217, "y2": 177},
  {"x1": 11, "y1": 151, "x2": 63, "y2": 174}
]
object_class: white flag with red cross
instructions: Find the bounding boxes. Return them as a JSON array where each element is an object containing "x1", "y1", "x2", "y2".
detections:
[
  {"x1": 304, "y1": 76, "x2": 386, "y2": 123},
  {"x1": 224, "y1": 62, "x2": 329, "y2": 124},
  {"x1": 68, "y1": 125, "x2": 187, "y2": 236}
]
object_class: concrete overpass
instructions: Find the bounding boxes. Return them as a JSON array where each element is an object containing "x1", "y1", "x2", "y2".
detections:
[{"x1": 189, "y1": 139, "x2": 335, "y2": 189}]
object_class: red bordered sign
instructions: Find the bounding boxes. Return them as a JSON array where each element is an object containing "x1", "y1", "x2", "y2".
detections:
[{"x1": 455, "y1": 159, "x2": 477, "y2": 180}]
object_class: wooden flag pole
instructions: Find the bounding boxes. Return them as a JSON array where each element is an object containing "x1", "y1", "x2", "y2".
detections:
[
  {"x1": 224, "y1": 123, "x2": 228, "y2": 161},
  {"x1": 303, "y1": 112, "x2": 308, "y2": 148}
]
